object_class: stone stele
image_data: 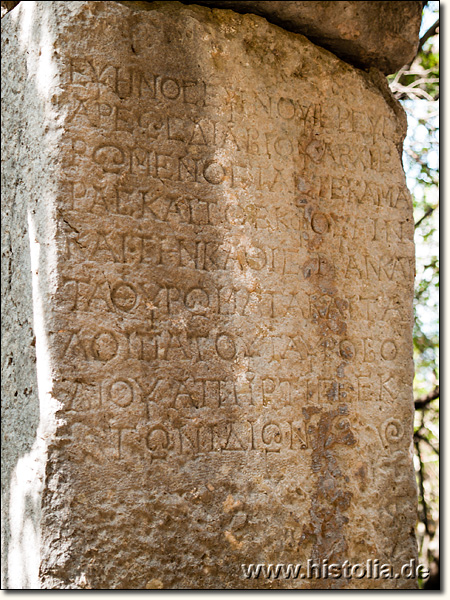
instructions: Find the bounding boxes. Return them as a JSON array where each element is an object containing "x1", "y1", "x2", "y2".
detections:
[{"x1": 2, "y1": 0, "x2": 418, "y2": 590}]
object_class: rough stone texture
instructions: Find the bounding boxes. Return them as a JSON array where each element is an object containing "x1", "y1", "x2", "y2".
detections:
[
  {"x1": 2, "y1": 0, "x2": 418, "y2": 589},
  {"x1": 2, "y1": 1, "x2": 63, "y2": 587},
  {"x1": 1, "y1": 1, "x2": 424, "y2": 73},
  {"x1": 150, "y1": 0, "x2": 424, "y2": 74}
]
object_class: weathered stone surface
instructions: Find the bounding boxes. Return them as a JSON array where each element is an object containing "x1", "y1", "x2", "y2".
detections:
[
  {"x1": 1, "y1": 1, "x2": 424, "y2": 72},
  {"x1": 2, "y1": 0, "x2": 418, "y2": 589},
  {"x1": 179, "y1": 0, "x2": 424, "y2": 73}
]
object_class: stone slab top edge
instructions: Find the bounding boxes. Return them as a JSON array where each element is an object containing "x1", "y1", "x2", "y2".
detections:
[
  {"x1": 1, "y1": 0, "x2": 424, "y2": 74},
  {"x1": 179, "y1": 1, "x2": 424, "y2": 74}
]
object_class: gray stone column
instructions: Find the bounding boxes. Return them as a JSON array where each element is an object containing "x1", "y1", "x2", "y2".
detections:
[{"x1": 2, "y1": 1, "x2": 419, "y2": 589}]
